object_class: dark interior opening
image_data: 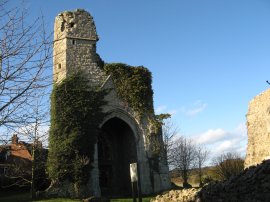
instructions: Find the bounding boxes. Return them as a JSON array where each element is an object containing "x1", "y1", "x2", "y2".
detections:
[
  {"x1": 70, "y1": 22, "x2": 75, "y2": 28},
  {"x1": 98, "y1": 117, "x2": 137, "y2": 197}
]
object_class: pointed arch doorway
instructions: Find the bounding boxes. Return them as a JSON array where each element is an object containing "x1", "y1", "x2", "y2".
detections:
[{"x1": 98, "y1": 117, "x2": 138, "y2": 197}]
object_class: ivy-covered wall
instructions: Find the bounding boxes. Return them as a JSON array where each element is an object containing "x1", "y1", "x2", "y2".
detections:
[
  {"x1": 47, "y1": 63, "x2": 170, "y2": 196},
  {"x1": 104, "y1": 63, "x2": 169, "y2": 171},
  {"x1": 104, "y1": 63, "x2": 154, "y2": 118},
  {"x1": 49, "y1": 9, "x2": 171, "y2": 196},
  {"x1": 47, "y1": 72, "x2": 107, "y2": 185}
]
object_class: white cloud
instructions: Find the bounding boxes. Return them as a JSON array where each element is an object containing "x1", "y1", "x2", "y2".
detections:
[
  {"x1": 214, "y1": 138, "x2": 247, "y2": 158},
  {"x1": 181, "y1": 100, "x2": 207, "y2": 117},
  {"x1": 215, "y1": 140, "x2": 237, "y2": 153},
  {"x1": 156, "y1": 100, "x2": 207, "y2": 117},
  {"x1": 193, "y1": 123, "x2": 247, "y2": 159},
  {"x1": 194, "y1": 128, "x2": 228, "y2": 145}
]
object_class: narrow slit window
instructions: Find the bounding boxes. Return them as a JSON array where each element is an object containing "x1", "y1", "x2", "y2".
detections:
[
  {"x1": 72, "y1": 39, "x2": 76, "y2": 45},
  {"x1": 61, "y1": 22, "x2": 65, "y2": 32},
  {"x1": 58, "y1": 64, "x2": 61, "y2": 69}
]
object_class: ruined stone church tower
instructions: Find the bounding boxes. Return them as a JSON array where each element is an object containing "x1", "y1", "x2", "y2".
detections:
[
  {"x1": 245, "y1": 88, "x2": 270, "y2": 168},
  {"x1": 52, "y1": 9, "x2": 170, "y2": 197}
]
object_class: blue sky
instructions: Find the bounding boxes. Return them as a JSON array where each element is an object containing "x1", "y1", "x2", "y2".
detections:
[{"x1": 19, "y1": 0, "x2": 270, "y2": 158}]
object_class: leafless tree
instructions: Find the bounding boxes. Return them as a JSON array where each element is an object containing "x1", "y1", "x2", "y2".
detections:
[
  {"x1": 162, "y1": 117, "x2": 178, "y2": 166},
  {"x1": 1, "y1": 88, "x2": 50, "y2": 199},
  {"x1": 212, "y1": 152, "x2": 244, "y2": 181},
  {"x1": 170, "y1": 136, "x2": 196, "y2": 188},
  {"x1": 0, "y1": 0, "x2": 52, "y2": 139},
  {"x1": 195, "y1": 145, "x2": 210, "y2": 187},
  {"x1": 0, "y1": 1, "x2": 51, "y2": 198},
  {"x1": 20, "y1": 95, "x2": 49, "y2": 199}
]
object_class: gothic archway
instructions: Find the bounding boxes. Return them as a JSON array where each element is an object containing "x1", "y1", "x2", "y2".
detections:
[{"x1": 98, "y1": 117, "x2": 137, "y2": 197}]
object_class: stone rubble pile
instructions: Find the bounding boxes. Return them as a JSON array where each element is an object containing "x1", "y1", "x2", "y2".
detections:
[
  {"x1": 198, "y1": 159, "x2": 270, "y2": 202},
  {"x1": 151, "y1": 160, "x2": 270, "y2": 202},
  {"x1": 151, "y1": 188, "x2": 201, "y2": 202}
]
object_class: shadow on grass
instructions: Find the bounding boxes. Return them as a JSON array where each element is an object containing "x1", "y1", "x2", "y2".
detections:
[
  {"x1": 0, "y1": 191, "x2": 153, "y2": 202},
  {"x1": 0, "y1": 192, "x2": 80, "y2": 202},
  {"x1": 0, "y1": 192, "x2": 31, "y2": 202}
]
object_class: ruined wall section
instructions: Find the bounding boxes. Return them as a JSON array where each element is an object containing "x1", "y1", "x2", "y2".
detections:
[
  {"x1": 53, "y1": 9, "x2": 106, "y2": 86},
  {"x1": 101, "y1": 77, "x2": 171, "y2": 194},
  {"x1": 245, "y1": 88, "x2": 270, "y2": 168},
  {"x1": 53, "y1": 33, "x2": 67, "y2": 83},
  {"x1": 52, "y1": 9, "x2": 171, "y2": 196}
]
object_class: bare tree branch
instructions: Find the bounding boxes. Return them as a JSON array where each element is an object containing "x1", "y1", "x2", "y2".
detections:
[
  {"x1": 0, "y1": 0, "x2": 52, "y2": 132},
  {"x1": 212, "y1": 152, "x2": 244, "y2": 181},
  {"x1": 195, "y1": 146, "x2": 210, "y2": 187},
  {"x1": 162, "y1": 118, "x2": 178, "y2": 166},
  {"x1": 170, "y1": 136, "x2": 196, "y2": 188},
  {"x1": 0, "y1": 1, "x2": 51, "y2": 198}
]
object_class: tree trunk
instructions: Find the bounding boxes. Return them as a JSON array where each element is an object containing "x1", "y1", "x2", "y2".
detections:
[
  {"x1": 182, "y1": 169, "x2": 189, "y2": 188},
  {"x1": 199, "y1": 167, "x2": 203, "y2": 187},
  {"x1": 31, "y1": 144, "x2": 36, "y2": 199}
]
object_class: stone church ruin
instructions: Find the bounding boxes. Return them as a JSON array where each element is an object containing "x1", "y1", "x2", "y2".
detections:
[
  {"x1": 46, "y1": 9, "x2": 170, "y2": 198},
  {"x1": 245, "y1": 88, "x2": 270, "y2": 168}
]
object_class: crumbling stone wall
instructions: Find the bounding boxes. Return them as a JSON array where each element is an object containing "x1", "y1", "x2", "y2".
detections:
[
  {"x1": 198, "y1": 159, "x2": 270, "y2": 202},
  {"x1": 51, "y1": 9, "x2": 170, "y2": 198},
  {"x1": 53, "y1": 9, "x2": 106, "y2": 86},
  {"x1": 151, "y1": 87, "x2": 270, "y2": 201},
  {"x1": 151, "y1": 188, "x2": 200, "y2": 202},
  {"x1": 151, "y1": 160, "x2": 270, "y2": 202},
  {"x1": 245, "y1": 88, "x2": 270, "y2": 168}
]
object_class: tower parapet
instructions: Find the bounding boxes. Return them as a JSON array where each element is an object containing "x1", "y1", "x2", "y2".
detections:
[
  {"x1": 54, "y1": 9, "x2": 98, "y2": 40},
  {"x1": 53, "y1": 9, "x2": 105, "y2": 85}
]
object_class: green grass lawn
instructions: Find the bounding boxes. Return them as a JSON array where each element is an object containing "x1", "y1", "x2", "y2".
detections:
[{"x1": 0, "y1": 192, "x2": 153, "y2": 202}]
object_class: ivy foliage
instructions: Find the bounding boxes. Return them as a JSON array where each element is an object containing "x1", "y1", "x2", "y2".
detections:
[
  {"x1": 104, "y1": 63, "x2": 167, "y2": 159},
  {"x1": 155, "y1": 113, "x2": 171, "y2": 122},
  {"x1": 155, "y1": 113, "x2": 171, "y2": 127},
  {"x1": 150, "y1": 113, "x2": 171, "y2": 157},
  {"x1": 104, "y1": 63, "x2": 154, "y2": 117},
  {"x1": 47, "y1": 72, "x2": 107, "y2": 185}
]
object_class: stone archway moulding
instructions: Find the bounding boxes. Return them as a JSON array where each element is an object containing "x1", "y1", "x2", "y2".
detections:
[{"x1": 100, "y1": 108, "x2": 141, "y2": 143}]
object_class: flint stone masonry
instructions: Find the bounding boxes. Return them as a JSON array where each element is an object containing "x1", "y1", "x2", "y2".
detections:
[
  {"x1": 50, "y1": 9, "x2": 171, "y2": 198},
  {"x1": 245, "y1": 88, "x2": 270, "y2": 168},
  {"x1": 152, "y1": 160, "x2": 270, "y2": 202},
  {"x1": 198, "y1": 159, "x2": 270, "y2": 202},
  {"x1": 53, "y1": 9, "x2": 106, "y2": 86},
  {"x1": 151, "y1": 188, "x2": 200, "y2": 202}
]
